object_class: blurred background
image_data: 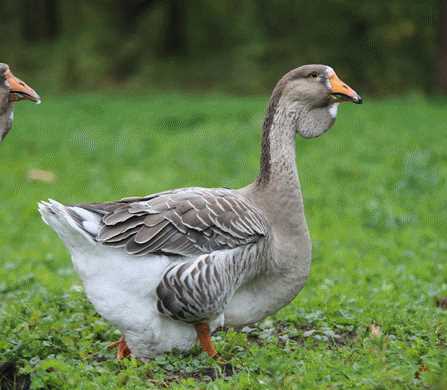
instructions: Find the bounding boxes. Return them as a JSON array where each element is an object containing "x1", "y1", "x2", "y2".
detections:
[
  {"x1": 0, "y1": 0, "x2": 445, "y2": 95},
  {"x1": 1, "y1": 2, "x2": 447, "y2": 388}
]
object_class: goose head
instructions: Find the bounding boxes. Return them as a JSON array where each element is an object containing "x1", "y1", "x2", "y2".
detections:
[
  {"x1": 0, "y1": 63, "x2": 41, "y2": 143},
  {"x1": 269, "y1": 64, "x2": 362, "y2": 138},
  {"x1": 0, "y1": 63, "x2": 41, "y2": 104}
]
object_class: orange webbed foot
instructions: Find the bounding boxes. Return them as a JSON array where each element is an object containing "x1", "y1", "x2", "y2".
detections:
[
  {"x1": 108, "y1": 335, "x2": 131, "y2": 360},
  {"x1": 194, "y1": 322, "x2": 218, "y2": 358}
]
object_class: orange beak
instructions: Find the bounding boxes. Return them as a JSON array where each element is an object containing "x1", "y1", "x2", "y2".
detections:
[
  {"x1": 5, "y1": 69, "x2": 41, "y2": 104},
  {"x1": 328, "y1": 73, "x2": 362, "y2": 104}
]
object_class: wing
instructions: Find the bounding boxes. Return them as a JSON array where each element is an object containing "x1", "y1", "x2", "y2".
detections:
[
  {"x1": 156, "y1": 241, "x2": 267, "y2": 323},
  {"x1": 79, "y1": 187, "x2": 269, "y2": 257}
]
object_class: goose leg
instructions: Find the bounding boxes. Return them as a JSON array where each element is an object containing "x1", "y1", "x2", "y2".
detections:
[
  {"x1": 108, "y1": 335, "x2": 131, "y2": 359},
  {"x1": 194, "y1": 322, "x2": 217, "y2": 358}
]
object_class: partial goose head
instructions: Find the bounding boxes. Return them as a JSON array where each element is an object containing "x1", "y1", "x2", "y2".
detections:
[
  {"x1": 0, "y1": 63, "x2": 41, "y2": 103},
  {"x1": 265, "y1": 64, "x2": 362, "y2": 139},
  {"x1": 0, "y1": 63, "x2": 41, "y2": 143}
]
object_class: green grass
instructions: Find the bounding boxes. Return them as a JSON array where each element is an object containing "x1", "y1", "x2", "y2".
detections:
[{"x1": 0, "y1": 92, "x2": 446, "y2": 389}]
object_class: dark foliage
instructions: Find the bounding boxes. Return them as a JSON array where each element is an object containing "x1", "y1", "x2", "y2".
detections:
[{"x1": 0, "y1": 1, "x2": 443, "y2": 94}]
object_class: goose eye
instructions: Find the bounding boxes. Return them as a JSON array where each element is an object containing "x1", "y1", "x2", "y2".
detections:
[{"x1": 309, "y1": 72, "x2": 319, "y2": 78}]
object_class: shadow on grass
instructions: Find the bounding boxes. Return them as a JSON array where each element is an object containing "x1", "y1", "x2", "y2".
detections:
[{"x1": 0, "y1": 362, "x2": 31, "y2": 390}]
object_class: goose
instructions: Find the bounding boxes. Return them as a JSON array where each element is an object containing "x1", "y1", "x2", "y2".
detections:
[
  {"x1": 0, "y1": 63, "x2": 41, "y2": 143},
  {"x1": 38, "y1": 65, "x2": 362, "y2": 360}
]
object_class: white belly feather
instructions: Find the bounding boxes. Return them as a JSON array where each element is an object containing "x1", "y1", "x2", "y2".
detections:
[{"x1": 70, "y1": 245, "x2": 205, "y2": 358}]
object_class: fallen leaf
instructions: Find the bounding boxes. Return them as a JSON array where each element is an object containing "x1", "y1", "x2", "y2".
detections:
[
  {"x1": 435, "y1": 296, "x2": 447, "y2": 309},
  {"x1": 27, "y1": 169, "x2": 56, "y2": 183},
  {"x1": 369, "y1": 324, "x2": 381, "y2": 337},
  {"x1": 415, "y1": 363, "x2": 429, "y2": 379}
]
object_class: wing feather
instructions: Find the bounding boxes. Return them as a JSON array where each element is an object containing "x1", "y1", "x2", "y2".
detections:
[
  {"x1": 156, "y1": 242, "x2": 268, "y2": 322},
  {"x1": 76, "y1": 187, "x2": 269, "y2": 258}
]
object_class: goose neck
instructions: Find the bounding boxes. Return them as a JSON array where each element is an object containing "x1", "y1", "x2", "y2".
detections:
[{"x1": 257, "y1": 103, "x2": 301, "y2": 191}]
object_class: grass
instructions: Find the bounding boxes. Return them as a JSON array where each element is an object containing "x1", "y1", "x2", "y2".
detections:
[{"x1": 0, "y1": 92, "x2": 446, "y2": 389}]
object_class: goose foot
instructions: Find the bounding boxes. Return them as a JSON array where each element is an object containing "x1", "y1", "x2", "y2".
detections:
[
  {"x1": 194, "y1": 322, "x2": 218, "y2": 358},
  {"x1": 108, "y1": 336, "x2": 131, "y2": 360}
]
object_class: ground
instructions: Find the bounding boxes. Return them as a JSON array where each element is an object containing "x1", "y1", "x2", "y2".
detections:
[{"x1": 0, "y1": 93, "x2": 446, "y2": 389}]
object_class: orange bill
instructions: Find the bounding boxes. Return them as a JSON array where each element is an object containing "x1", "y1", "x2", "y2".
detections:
[
  {"x1": 328, "y1": 73, "x2": 362, "y2": 104},
  {"x1": 6, "y1": 69, "x2": 41, "y2": 103}
]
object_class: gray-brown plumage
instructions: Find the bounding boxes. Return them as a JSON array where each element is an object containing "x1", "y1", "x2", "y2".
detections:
[
  {"x1": 0, "y1": 63, "x2": 41, "y2": 143},
  {"x1": 81, "y1": 188, "x2": 268, "y2": 257},
  {"x1": 77, "y1": 187, "x2": 271, "y2": 323},
  {"x1": 156, "y1": 240, "x2": 268, "y2": 323},
  {"x1": 39, "y1": 64, "x2": 362, "y2": 359}
]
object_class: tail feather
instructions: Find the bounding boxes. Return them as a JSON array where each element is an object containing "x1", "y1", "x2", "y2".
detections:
[{"x1": 38, "y1": 199, "x2": 102, "y2": 250}]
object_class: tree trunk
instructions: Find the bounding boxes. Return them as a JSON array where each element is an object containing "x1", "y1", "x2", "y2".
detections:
[
  {"x1": 109, "y1": 0, "x2": 157, "y2": 79},
  {"x1": 437, "y1": 0, "x2": 447, "y2": 93},
  {"x1": 21, "y1": 0, "x2": 59, "y2": 42},
  {"x1": 118, "y1": 0, "x2": 156, "y2": 34},
  {"x1": 162, "y1": 0, "x2": 187, "y2": 56}
]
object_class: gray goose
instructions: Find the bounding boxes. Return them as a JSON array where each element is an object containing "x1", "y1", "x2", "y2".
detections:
[
  {"x1": 0, "y1": 63, "x2": 41, "y2": 143},
  {"x1": 38, "y1": 64, "x2": 362, "y2": 360}
]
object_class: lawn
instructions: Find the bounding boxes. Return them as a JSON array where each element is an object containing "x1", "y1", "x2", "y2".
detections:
[{"x1": 0, "y1": 92, "x2": 446, "y2": 389}]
